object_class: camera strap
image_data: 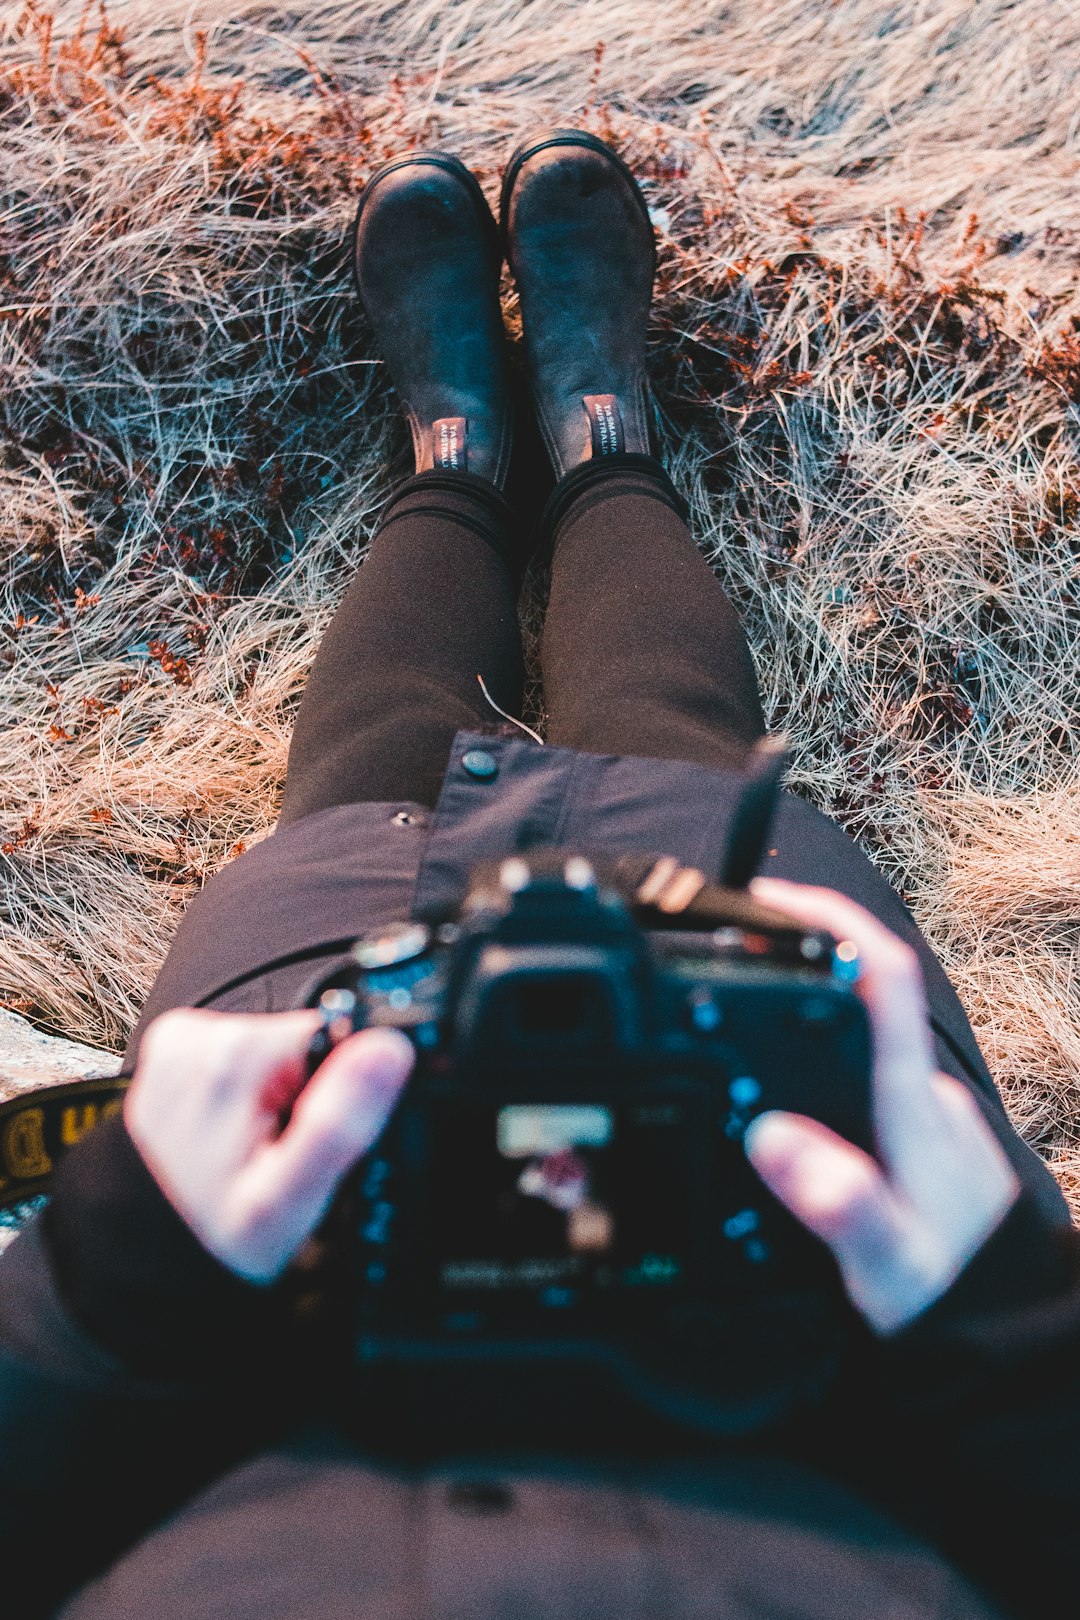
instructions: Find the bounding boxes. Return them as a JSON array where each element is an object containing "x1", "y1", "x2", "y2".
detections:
[{"x1": 0, "y1": 1078, "x2": 129, "y2": 1215}]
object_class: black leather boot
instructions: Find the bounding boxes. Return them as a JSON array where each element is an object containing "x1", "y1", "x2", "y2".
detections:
[
  {"x1": 500, "y1": 129, "x2": 656, "y2": 479},
  {"x1": 352, "y1": 153, "x2": 513, "y2": 487}
]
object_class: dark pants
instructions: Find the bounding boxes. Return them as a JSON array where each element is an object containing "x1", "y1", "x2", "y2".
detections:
[{"x1": 280, "y1": 456, "x2": 766, "y2": 822}]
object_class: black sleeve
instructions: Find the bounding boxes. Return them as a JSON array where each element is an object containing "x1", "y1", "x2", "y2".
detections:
[
  {"x1": 0, "y1": 1116, "x2": 310, "y2": 1617},
  {"x1": 840, "y1": 1195, "x2": 1080, "y2": 1620}
]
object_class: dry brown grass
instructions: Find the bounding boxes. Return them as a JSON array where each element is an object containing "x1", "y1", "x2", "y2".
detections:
[{"x1": 1, "y1": 1, "x2": 1078, "y2": 1200}]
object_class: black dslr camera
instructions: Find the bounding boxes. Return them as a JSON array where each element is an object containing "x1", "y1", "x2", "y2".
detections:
[{"x1": 304, "y1": 747, "x2": 873, "y2": 1435}]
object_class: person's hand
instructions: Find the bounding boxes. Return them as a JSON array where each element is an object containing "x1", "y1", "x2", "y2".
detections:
[
  {"x1": 124, "y1": 1008, "x2": 414, "y2": 1284},
  {"x1": 743, "y1": 878, "x2": 1020, "y2": 1335}
]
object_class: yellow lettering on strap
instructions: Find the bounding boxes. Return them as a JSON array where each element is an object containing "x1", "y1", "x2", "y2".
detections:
[
  {"x1": 2, "y1": 1107, "x2": 53, "y2": 1180},
  {"x1": 61, "y1": 1103, "x2": 100, "y2": 1147}
]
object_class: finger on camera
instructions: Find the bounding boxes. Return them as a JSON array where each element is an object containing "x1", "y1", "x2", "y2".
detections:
[
  {"x1": 749, "y1": 878, "x2": 929, "y2": 1019},
  {"x1": 260, "y1": 1028, "x2": 414, "y2": 1207},
  {"x1": 218, "y1": 1031, "x2": 416, "y2": 1280},
  {"x1": 745, "y1": 1109, "x2": 925, "y2": 1330},
  {"x1": 926, "y1": 1073, "x2": 1021, "y2": 1205},
  {"x1": 136, "y1": 1006, "x2": 321, "y2": 1096},
  {"x1": 209, "y1": 1008, "x2": 324, "y2": 1096},
  {"x1": 745, "y1": 1110, "x2": 896, "y2": 1244}
]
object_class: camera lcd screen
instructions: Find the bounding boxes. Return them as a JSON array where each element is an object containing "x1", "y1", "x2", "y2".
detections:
[{"x1": 425, "y1": 1094, "x2": 696, "y2": 1309}]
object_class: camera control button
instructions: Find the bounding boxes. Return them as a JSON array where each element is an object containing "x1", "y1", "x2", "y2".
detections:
[
  {"x1": 723, "y1": 1208, "x2": 760, "y2": 1241},
  {"x1": 351, "y1": 922, "x2": 431, "y2": 970},
  {"x1": 462, "y1": 747, "x2": 498, "y2": 781},
  {"x1": 722, "y1": 1208, "x2": 772, "y2": 1266},
  {"x1": 728, "y1": 1075, "x2": 761, "y2": 1108},
  {"x1": 687, "y1": 990, "x2": 722, "y2": 1032}
]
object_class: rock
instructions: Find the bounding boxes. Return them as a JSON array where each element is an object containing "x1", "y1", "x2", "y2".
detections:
[{"x1": 0, "y1": 1010, "x2": 120, "y2": 1104}]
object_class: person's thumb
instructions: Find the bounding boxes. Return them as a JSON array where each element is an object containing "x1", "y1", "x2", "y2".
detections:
[
  {"x1": 226, "y1": 1028, "x2": 415, "y2": 1279},
  {"x1": 744, "y1": 1109, "x2": 912, "y2": 1332},
  {"x1": 280, "y1": 1027, "x2": 414, "y2": 1182}
]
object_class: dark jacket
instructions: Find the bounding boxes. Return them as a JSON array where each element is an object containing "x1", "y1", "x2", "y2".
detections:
[
  {"x1": 123, "y1": 729, "x2": 1067, "y2": 1218},
  {"x1": 1, "y1": 732, "x2": 1077, "y2": 1620}
]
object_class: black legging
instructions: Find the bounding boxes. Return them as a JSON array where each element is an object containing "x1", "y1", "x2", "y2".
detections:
[{"x1": 280, "y1": 455, "x2": 766, "y2": 822}]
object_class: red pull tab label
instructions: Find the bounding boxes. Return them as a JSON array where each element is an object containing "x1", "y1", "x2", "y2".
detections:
[
  {"x1": 433, "y1": 417, "x2": 468, "y2": 472},
  {"x1": 583, "y1": 394, "x2": 625, "y2": 456}
]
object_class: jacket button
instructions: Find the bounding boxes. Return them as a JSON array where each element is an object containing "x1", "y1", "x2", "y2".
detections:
[{"x1": 462, "y1": 748, "x2": 498, "y2": 781}]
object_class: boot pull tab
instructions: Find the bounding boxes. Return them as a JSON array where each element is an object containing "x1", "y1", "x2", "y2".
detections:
[
  {"x1": 720, "y1": 734, "x2": 790, "y2": 890},
  {"x1": 582, "y1": 394, "x2": 625, "y2": 455},
  {"x1": 432, "y1": 417, "x2": 468, "y2": 472}
]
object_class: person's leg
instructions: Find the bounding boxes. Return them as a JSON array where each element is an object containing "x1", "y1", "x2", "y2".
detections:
[
  {"x1": 281, "y1": 148, "x2": 521, "y2": 823},
  {"x1": 279, "y1": 471, "x2": 523, "y2": 821},
  {"x1": 501, "y1": 133, "x2": 765, "y2": 768},
  {"x1": 541, "y1": 454, "x2": 767, "y2": 768}
]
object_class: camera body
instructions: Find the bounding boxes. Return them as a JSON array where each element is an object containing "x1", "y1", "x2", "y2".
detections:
[{"x1": 306, "y1": 853, "x2": 873, "y2": 1433}]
